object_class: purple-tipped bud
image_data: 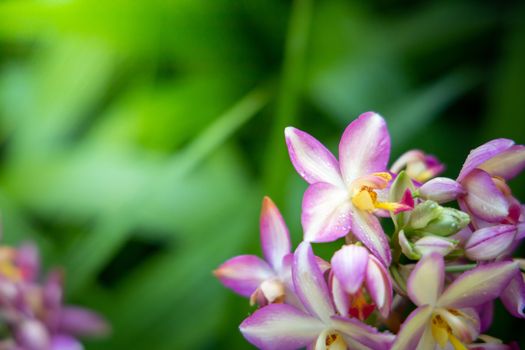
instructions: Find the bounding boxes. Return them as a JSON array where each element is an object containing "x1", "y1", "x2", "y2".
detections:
[{"x1": 419, "y1": 177, "x2": 465, "y2": 203}]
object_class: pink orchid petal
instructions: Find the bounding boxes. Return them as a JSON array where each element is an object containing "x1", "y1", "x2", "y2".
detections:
[
  {"x1": 348, "y1": 207, "x2": 392, "y2": 267},
  {"x1": 58, "y1": 307, "x2": 109, "y2": 337},
  {"x1": 339, "y1": 112, "x2": 391, "y2": 184},
  {"x1": 391, "y1": 305, "x2": 433, "y2": 350},
  {"x1": 477, "y1": 302, "x2": 494, "y2": 333},
  {"x1": 478, "y1": 145, "x2": 525, "y2": 180},
  {"x1": 365, "y1": 255, "x2": 393, "y2": 318},
  {"x1": 465, "y1": 225, "x2": 516, "y2": 261},
  {"x1": 332, "y1": 316, "x2": 394, "y2": 350},
  {"x1": 302, "y1": 182, "x2": 352, "y2": 243},
  {"x1": 50, "y1": 335, "x2": 83, "y2": 350},
  {"x1": 260, "y1": 197, "x2": 291, "y2": 272},
  {"x1": 458, "y1": 138, "x2": 515, "y2": 182},
  {"x1": 407, "y1": 252, "x2": 444, "y2": 306},
  {"x1": 437, "y1": 261, "x2": 518, "y2": 309},
  {"x1": 500, "y1": 271, "x2": 525, "y2": 319},
  {"x1": 214, "y1": 255, "x2": 274, "y2": 297},
  {"x1": 419, "y1": 177, "x2": 466, "y2": 203},
  {"x1": 462, "y1": 169, "x2": 509, "y2": 222},
  {"x1": 331, "y1": 275, "x2": 350, "y2": 318},
  {"x1": 331, "y1": 245, "x2": 369, "y2": 295},
  {"x1": 239, "y1": 303, "x2": 324, "y2": 350},
  {"x1": 285, "y1": 127, "x2": 344, "y2": 186},
  {"x1": 293, "y1": 242, "x2": 335, "y2": 322}
]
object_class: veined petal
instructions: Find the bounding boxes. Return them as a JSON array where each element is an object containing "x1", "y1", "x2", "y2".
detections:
[
  {"x1": 285, "y1": 127, "x2": 344, "y2": 186},
  {"x1": 500, "y1": 271, "x2": 525, "y2": 319},
  {"x1": 293, "y1": 242, "x2": 335, "y2": 322},
  {"x1": 214, "y1": 255, "x2": 274, "y2": 297},
  {"x1": 260, "y1": 197, "x2": 291, "y2": 272},
  {"x1": 437, "y1": 261, "x2": 518, "y2": 309},
  {"x1": 331, "y1": 245, "x2": 369, "y2": 295},
  {"x1": 365, "y1": 255, "x2": 392, "y2": 318},
  {"x1": 478, "y1": 145, "x2": 525, "y2": 180},
  {"x1": 407, "y1": 252, "x2": 444, "y2": 306},
  {"x1": 302, "y1": 183, "x2": 352, "y2": 243},
  {"x1": 332, "y1": 316, "x2": 394, "y2": 350},
  {"x1": 239, "y1": 303, "x2": 324, "y2": 350},
  {"x1": 465, "y1": 225, "x2": 516, "y2": 261},
  {"x1": 391, "y1": 305, "x2": 433, "y2": 350},
  {"x1": 462, "y1": 169, "x2": 509, "y2": 222},
  {"x1": 348, "y1": 207, "x2": 392, "y2": 266},
  {"x1": 339, "y1": 112, "x2": 391, "y2": 184},
  {"x1": 457, "y1": 139, "x2": 515, "y2": 182},
  {"x1": 419, "y1": 177, "x2": 466, "y2": 203}
]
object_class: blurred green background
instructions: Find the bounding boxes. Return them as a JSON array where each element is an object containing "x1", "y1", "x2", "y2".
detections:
[{"x1": 0, "y1": 0, "x2": 524, "y2": 348}]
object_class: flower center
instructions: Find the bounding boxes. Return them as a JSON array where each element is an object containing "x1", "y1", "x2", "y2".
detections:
[
  {"x1": 348, "y1": 288, "x2": 375, "y2": 321},
  {"x1": 430, "y1": 313, "x2": 467, "y2": 350},
  {"x1": 316, "y1": 331, "x2": 346, "y2": 350},
  {"x1": 351, "y1": 172, "x2": 411, "y2": 213},
  {"x1": 0, "y1": 247, "x2": 23, "y2": 282}
]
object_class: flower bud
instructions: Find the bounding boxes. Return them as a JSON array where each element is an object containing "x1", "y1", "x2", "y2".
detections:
[
  {"x1": 421, "y1": 207, "x2": 470, "y2": 236},
  {"x1": 407, "y1": 200, "x2": 442, "y2": 230},
  {"x1": 419, "y1": 177, "x2": 465, "y2": 203}
]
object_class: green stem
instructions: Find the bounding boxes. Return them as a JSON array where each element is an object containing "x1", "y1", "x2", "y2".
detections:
[
  {"x1": 173, "y1": 84, "x2": 270, "y2": 177},
  {"x1": 263, "y1": 0, "x2": 313, "y2": 201},
  {"x1": 445, "y1": 264, "x2": 477, "y2": 273}
]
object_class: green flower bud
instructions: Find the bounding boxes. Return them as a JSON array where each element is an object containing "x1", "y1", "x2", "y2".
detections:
[
  {"x1": 407, "y1": 200, "x2": 442, "y2": 230},
  {"x1": 419, "y1": 207, "x2": 470, "y2": 237}
]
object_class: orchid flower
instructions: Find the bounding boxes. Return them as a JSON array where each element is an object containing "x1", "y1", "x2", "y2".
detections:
[
  {"x1": 239, "y1": 242, "x2": 393, "y2": 350},
  {"x1": 215, "y1": 196, "x2": 296, "y2": 306},
  {"x1": 392, "y1": 253, "x2": 517, "y2": 350},
  {"x1": 285, "y1": 112, "x2": 410, "y2": 266},
  {"x1": 330, "y1": 244, "x2": 392, "y2": 320},
  {"x1": 457, "y1": 139, "x2": 525, "y2": 225},
  {"x1": 390, "y1": 150, "x2": 445, "y2": 183},
  {"x1": 0, "y1": 242, "x2": 108, "y2": 350}
]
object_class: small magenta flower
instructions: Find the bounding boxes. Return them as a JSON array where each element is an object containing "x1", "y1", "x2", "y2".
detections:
[
  {"x1": 239, "y1": 242, "x2": 393, "y2": 350},
  {"x1": 214, "y1": 196, "x2": 295, "y2": 306},
  {"x1": 330, "y1": 244, "x2": 392, "y2": 320},
  {"x1": 392, "y1": 253, "x2": 517, "y2": 350},
  {"x1": 285, "y1": 112, "x2": 410, "y2": 266},
  {"x1": 390, "y1": 149, "x2": 445, "y2": 183}
]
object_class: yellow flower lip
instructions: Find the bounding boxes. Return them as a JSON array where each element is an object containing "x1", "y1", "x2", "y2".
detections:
[{"x1": 351, "y1": 173, "x2": 410, "y2": 213}]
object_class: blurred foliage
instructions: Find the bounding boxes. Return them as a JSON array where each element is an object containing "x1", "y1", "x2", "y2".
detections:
[{"x1": 0, "y1": 0, "x2": 524, "y2": 348}]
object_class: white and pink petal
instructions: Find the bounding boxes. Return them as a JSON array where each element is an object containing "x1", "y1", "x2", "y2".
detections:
[
  {"x1": 293, "y1": 242, "x2": 335, "y2": 322},
  {"x1": 339, "y1": 112, "x2": 391, "y2": 184},
  {"x1": 260, "y1": 196, "x2": 291, "y2": 272},
  {"x1": 240, "y1": 303, "x2": 324, "y2": 350},
  {"x1": 437, "y1": 261, "x2": 518, "y2": 309},
  {"x1": 331, "y1": 244, "x2": 369, "y2": 295},
  {"x1": 214, "y1": 255, "x2": 274, "y2": 297},
  {"x1": 285, "y1": 127, "x2": 344, "y2": 186},
  {"x1": 462, "y1": 169, "x2": 509, "y2": 222},
  {"x1": 348, "y1": 207, "x2": 392, "y2": 267},
  {"x1": 407, "y1": 252, "x2": 444, "y2": 306},
  {"x1": 302, "y1": 183, "x2": 352, "y2": 243}
]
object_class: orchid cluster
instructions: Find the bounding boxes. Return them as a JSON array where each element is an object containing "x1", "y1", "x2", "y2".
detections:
[
  {"x1": 0, "y1": 240, "x2": 108, "y2": 350},
  {"x1": 215, "y1": 112, "x2": 525, "y2": 350}
]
